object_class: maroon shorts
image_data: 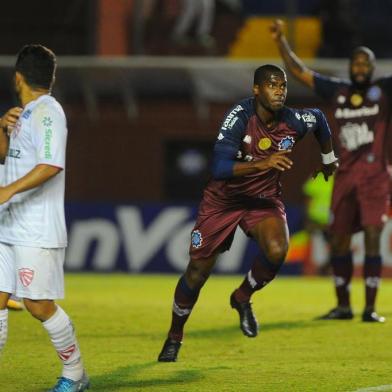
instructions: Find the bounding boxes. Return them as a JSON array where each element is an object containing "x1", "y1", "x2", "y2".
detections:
[
  {"x1": 189, "y1": 196, "x2": 286, "y2": 259},
  {"x1": 330, "y1": 169, "x2": 390, "y2": 234}
]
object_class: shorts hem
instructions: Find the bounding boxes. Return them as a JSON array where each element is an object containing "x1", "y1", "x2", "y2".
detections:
[{"x1": 15, "y1": 291, "x2": 64, "y2": 300}]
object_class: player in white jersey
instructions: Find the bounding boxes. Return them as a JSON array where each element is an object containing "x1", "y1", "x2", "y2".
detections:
[{"x1": 0, "y1": 45, "x2": 89, "y2": 392}]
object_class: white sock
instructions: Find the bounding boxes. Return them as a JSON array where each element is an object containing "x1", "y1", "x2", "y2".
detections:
[
  {"x1": 42, "y1": 305, "x2": 84, "y2": 381},
  {"x1": 0, "y1": 309, "x2": 8, "y2": 353}
]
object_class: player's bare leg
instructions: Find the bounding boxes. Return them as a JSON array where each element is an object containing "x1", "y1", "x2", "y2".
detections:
[
  {"x1": 158, "y1": 254, "x2": 218, "y2": 362},
  {"x1": 362, "y1": 225, "x2": 385, "y2": 322},
  {"x1": 231, "y1": 217, "x2": 289, "y2": 337},
  {"x1": 0, "y1": 292, "x2": 11, "y2": 353},
  {"x1": 24, "y1": 299, "x2": 89, "y2": 391},
  {"x1": 317, "y1": 233, "x2": 354, "y2": 320}
]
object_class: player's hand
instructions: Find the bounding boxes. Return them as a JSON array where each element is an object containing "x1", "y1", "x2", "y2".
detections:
[
  {"x1": 0, "y1": 107, "x2": 23, "y2": 132},
  {"x1": 0, "y1": 186, "x2": 14, "y2": 204},
  {"x1": 313, "y1": 161, "x2": 339, "y2": 181},
  {"x1": 255, "y1": 150, "x2": 293, "y2": 172},
  {"x1": 270, "y1": 19, "x2": 285, "y2": 41}
]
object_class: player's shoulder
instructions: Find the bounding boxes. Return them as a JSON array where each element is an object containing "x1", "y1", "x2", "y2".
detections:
[
  {"x1": 314, "y1": 72, "x2": 350, "y2": 87},
  {"x1": 220, "y1": 97, "x2": 254, "y2": 132},
  {"x1": 32, "y1": 96, "x2": 65, "y2": 122},
  {"x1": 282, "y1": 107, "x2": 324, "y2": 135}
]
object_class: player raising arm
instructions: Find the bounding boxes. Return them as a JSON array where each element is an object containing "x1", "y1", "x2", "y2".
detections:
[
  {"x1": 157, "y1": 64, "x2": 338, "y2": 362},
  {"x1": 271, "y1": 19, "x2": 392, "y2": 322}
]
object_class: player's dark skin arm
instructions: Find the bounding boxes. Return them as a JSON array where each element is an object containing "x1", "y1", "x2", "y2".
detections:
[
  {"x1": 0, "y1": 107, "x2": 23, "y2": 163},
  {"x1": 270, "y1": 19, "x2": 315, "y2": 89},
  {"x1": 233, "y1": 150, "x2": 293, "y2": 176},
  {"x1": 314, "y1": 139, "x2": 339, "y2": 181}
]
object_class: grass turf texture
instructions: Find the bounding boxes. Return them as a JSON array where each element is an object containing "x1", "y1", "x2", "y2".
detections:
[{"x1": 1, "y1": 274, "x2": 392, "y2": 392}]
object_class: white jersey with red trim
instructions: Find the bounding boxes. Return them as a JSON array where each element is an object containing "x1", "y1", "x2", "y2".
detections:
[{"x1": 0, "y1": 94, "x2": 67, "y2": 248}]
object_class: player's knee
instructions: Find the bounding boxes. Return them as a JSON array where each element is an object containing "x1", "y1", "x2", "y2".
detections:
[
  {"x1": 265, "y1": 241, "x2": 288, "y2": 265},
  {"x1": 186, "y1": 264, "x2": 210, "y2": 288},
  {"x1": 24, "y1": 300, "x2": 55, "y2": 321}
]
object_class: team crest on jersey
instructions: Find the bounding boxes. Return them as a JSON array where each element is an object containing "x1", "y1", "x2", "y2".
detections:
[
  {"x1": 258, "y1": 138, "x2": 272, "y2": 150},
  {"x1": 350, "y1": 94, "x2": 363, "y2": 107},
  {"x1": 191, "y1": 230, "x2": 203, "y2": 248},
  {"x1": 278, "y1": 136, "x2": 294, "y2": 150},
  {"x1": 367, "y1": 86, "x2": 382, "y2": 102},
  {"x1": 18, "y1": 268, "x2": 34, "y2": 287}
]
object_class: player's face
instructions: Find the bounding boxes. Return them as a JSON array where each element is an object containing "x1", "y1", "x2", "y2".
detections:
[
  {"x1": 350, "y1": 53, "x2": 374, "y2": 86},
  {"x1": 254, "y1": 73, "x2": 287, "y2": 112}
]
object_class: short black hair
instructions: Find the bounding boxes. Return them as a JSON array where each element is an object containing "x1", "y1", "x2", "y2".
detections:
[
  {"x1": 15, "y1": 44, "x2": 56, "y2": 89},
  {"x1": 254, "y1": 64, "x2": 286, "y2": 85},
  {"x1": 351, "y1": 46, "x2": 376, "y2": 63}
]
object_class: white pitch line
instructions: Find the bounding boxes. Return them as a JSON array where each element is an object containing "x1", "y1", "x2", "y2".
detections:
[{"x1": 352, "y1": 385, "x2": 392, "y2": 392}]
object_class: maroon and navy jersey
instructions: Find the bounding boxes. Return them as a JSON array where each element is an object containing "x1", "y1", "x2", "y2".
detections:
[
  {"x1": 314, "y1": 73, "x2": 392, "y2": 174},
  {"x1": 205, "y1": 97, "x2": 331, "y2": 202}
]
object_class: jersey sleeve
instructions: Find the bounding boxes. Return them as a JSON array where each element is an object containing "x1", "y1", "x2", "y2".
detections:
[
  {"x1": 313, "y1": 73, "x2": 344, "y2": 100},
  {"x1": 377, "y1": 76, "x2": 392, "y2": 99},
  {"x1": 294, "y1": 108, "x2": 332, "y2": 144},
  {"x1": 31, "y1": 104, "x2": 67, "y2": 169},
  {"x1": 211, "y1": 104, "x2": 247, "y2": 179}
]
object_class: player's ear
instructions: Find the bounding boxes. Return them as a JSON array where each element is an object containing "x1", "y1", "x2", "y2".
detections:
[
  {"x1": 253, "y1": 84, "x2": 260, "y2": 95},
  {"x1": 14, "y1": 72, "x2": 25, "y2": 88}
]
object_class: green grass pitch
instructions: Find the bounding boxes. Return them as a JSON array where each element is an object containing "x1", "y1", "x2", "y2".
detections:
[{"x1": 1, "y1": 274, "x2": 392, "y2": 392}]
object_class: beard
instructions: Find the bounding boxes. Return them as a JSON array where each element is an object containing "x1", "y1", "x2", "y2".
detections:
[{"x1": 350, "y1": 72, "x2": 372, "y2": 88}]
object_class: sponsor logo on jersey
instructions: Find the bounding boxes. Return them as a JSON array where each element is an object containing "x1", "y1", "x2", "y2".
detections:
[
  {"x1": 301, "y1": 112, "x2": 316, "y2": 123},
  {"x1": 295, "y1": 112, "x2": 301, "y2": 120},
  {"x1": 22, "y1": 109, "x2": 32, "y2": 119},
  {"x1": 334, "y1": 104, "x2": 379, "y2": 119},
  {"x1": 7, "y1": 148, "x2": 21, "y2": 159},
  {"x1": 339, "y1": 122, "x2": 374, "y2": 151},
  {"x1": 350, "y1": 93, "x2": 363, "y2": 107},
  {"x1": 44, "y1": 128, "x2": 53, "y2": 159},
  {"x1": 191, "y1": 230, "x2": 203, "y2": 248},
  {"x1": 221, "y1": 105, "x2": 243, "y2": 130},
  {"x1": 337, "y1": 95, "x2": 346, "y2": 104},
  {"x1": 243, "y1": 135, "x2": 252, "y2": 144},
  {"x1": 217, "y1": 133, "x2": 224, "y2": 140},
  {"x1": 258, "y1": 137, "x2": 272, "y2": 150},
  {"x1": 278, "y1": 136, "x2": 295, "y2": 151},
  {"x1": 57, "y1": 344, "x2": 76, "y2": 361},
  {"x1": 18, "y1": 268, "x2": 34, "y2": 287},
  {"x1": 42, "y1": 116, "x2": 53, "y2": 127},
  {"x1": 367, "y1": 86, "x2": 382, "y2": 102}
]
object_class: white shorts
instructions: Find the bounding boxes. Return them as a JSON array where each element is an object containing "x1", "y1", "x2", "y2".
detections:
[{"x1": 0, "y1": 243, "x2": 65, "y2": 300}]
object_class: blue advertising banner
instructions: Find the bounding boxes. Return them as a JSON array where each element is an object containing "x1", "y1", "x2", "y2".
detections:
[{"x1": 65, "y1": 202, "x2": 304, "y2": 274}]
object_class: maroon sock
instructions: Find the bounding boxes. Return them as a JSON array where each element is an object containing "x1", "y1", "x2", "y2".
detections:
[
  {"x1": 168, "y1": 276, "x2": 200, "y2": 342},
  {"x1": 331, "y1": 254, "x2": 353, "y2": 307},
  {"x1": 364, "y1": 255, "x2": 382, "y2": 311},
  {"x1": 234, "y1": 255, "x2": 282, "y2": 303}
]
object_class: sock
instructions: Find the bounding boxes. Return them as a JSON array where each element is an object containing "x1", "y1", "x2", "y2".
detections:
[
  {"x1": 331, "y1": 254, "x2": 353, "y2": 308},
  {"x1": 42, "y1": 306, "x2": 84, "y2": 381},
  {"x1": 168, "y1": 275, "x2": 201, "y2": 342},
  {"x1": 234, "y1": 254, "x2": 282, "y2": 303},
  {"x1": 364, "y1": 255, "x2": 382, "y2": 311},
  {"x1": 0, "y1": 309, "x2": 8, "y2": 352}
]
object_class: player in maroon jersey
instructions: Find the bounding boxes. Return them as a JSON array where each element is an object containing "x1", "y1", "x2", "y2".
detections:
[
  {"x1": 157, "y1": 64, "x2": 338, "y2": 362},
  {"x1": 271, "y1": 19, "x2": 391, "y2": 323}
]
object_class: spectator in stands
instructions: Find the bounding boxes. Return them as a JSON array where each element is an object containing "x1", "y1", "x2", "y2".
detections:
[{"x1": 172, "y1": 0, "x2": 217, "y2": 48}]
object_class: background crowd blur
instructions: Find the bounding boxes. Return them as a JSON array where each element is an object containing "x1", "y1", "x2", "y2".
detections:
[{"x1": 1, "y1": 0, "x2": 392, "y2": 275}]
